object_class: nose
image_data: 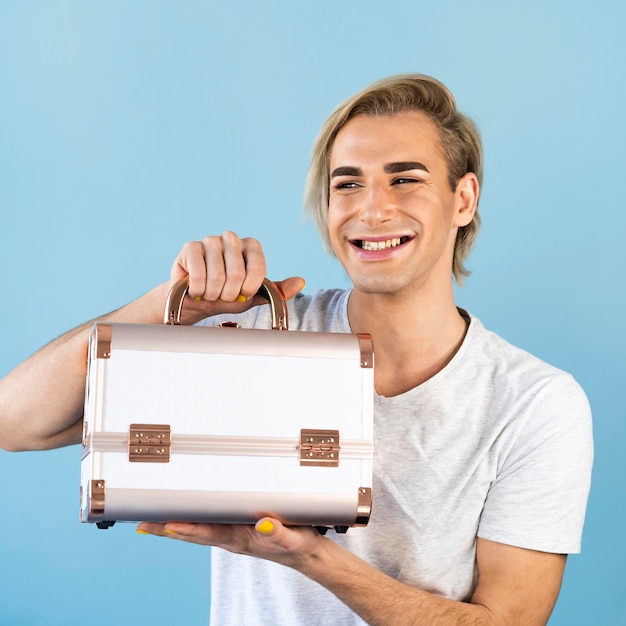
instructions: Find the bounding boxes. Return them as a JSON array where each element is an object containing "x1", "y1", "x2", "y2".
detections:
[{"x1": 359, "y1": 184, "x2": 397, "y2": 227}]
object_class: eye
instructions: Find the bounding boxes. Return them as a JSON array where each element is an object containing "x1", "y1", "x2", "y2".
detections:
[
  {"x1": 333, "y1": 181, "x2": 361, "y2": 191},
  {"x1": 392, "y1": 177, "x2": 420, "y2": 185}
]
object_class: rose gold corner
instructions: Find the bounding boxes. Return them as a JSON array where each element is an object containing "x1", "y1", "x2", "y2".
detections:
[
  {"x1": 357, "y1": 334, "x2": 374, "y2": 369},
  {"x1": 94, "y1": 323, "x2": 112, "y2": 359},
  {"x1": 354, "y1": 487, "x2": 372, "y2": 526},
  {"x1": 89, "y1": 479, "x2": 106, "y2": 518}
]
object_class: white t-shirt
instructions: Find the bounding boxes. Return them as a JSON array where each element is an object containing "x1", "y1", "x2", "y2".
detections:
[{"x1": 201, "y1": 289, "x2": 593, "y2": 625}]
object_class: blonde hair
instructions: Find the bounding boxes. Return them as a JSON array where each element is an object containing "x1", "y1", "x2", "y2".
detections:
[{"x1": 303, "y1": 73, "x2": 483, "y2": 284}]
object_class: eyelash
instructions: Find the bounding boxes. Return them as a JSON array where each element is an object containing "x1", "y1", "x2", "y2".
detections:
[
  {"x1": 332, "y1": 177, "x2": 421, "y2": 191},
  {"x1": 392, "y1": 177, "x2": 420, "y2": 185},
  {"x1": 334, "y1": 182, "x2": 359, "y2": 190}
]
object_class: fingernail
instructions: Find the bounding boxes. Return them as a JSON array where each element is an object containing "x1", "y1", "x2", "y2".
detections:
[
  {"x1": 236, "y1": 294, "x2": 247, "y2": 303},
  {"x1": 136, "y1": 529, "x2": 150, "y2": 535},
  {"x1": 164, "y1": 529, "x2": 177, "y2": 535},
  {"x1": 193, "y1": 296, "x2": 202, "y2": 301},
  {"x1": 256, "y1": 520, "x2": 274, "y2": 535}
]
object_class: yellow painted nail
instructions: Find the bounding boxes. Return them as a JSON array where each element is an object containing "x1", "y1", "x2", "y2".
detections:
[
  {"x1": 193, "y1": 295, "x2": 202, "y2": 301},
  {"x1": 236, "y1": 294, "x2": 247, "y2": 303},
  {"x1": 164, "y1": 529, "x2": 177, "y2": 535},
  {"x1": 257, "y1": 520, "x2": 274, "y2": 535},
  {"x1": 136, "y1": 529, "x2": 150, "y2": 535}
]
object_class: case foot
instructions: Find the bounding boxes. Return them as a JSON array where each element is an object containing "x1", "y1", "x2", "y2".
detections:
[{"x1": 95, "y1": 520, "x2": 116, "y2": 529}]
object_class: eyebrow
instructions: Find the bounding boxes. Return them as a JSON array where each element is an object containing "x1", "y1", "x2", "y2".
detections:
[
  {"x1": 330, "y1": 161, "x2": 430, "y2": 178},
  {"x1": 384, "y1": 161, "x2": 429, "y2": 174},
  {"x1": 330, "y1": 166, "x2": 362, "y2": 178}
]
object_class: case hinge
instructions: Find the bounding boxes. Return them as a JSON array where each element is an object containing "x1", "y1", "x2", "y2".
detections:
[
  {"x1": 129, "y1": 424, "x2": 172, "y2": 462},
  {"x1": 300, "y1": 429, "x2": 340, "y2": 467}
]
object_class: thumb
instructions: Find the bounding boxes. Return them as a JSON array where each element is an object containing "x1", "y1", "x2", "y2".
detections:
[
  {"x1": 255, "y1": 517, "x2": 282, "y2": 537},
  {"x1": 254, "y1": 517, "x2": 321, "y2": 555},
  {"x1": 274, "y1": 276, "x2": 306, "y2": 302},
  {"x1": 254, "y1": 517, "x2": 286, "y2": 541}
]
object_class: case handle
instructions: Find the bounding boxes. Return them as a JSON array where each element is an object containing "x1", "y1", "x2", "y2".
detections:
[{"x1": 164, "y1": 277, "x2": 289, "y2": 331}]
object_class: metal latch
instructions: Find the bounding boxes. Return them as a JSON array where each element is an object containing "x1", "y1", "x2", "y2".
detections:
[
  {"x1": 300, "y1": 429, "x2": 340, "y2": 467},
  {"x1": 129, "y1": 424, "x2": 171, "y2": 462}
]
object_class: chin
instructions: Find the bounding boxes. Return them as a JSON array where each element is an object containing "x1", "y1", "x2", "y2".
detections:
[{"x1": 351, "y1": 275, "x2": 407, "y2": 296}]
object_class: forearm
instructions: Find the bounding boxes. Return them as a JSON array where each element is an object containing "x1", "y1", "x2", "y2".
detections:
[
  {"x1": 138, "y1": 490, "x2": 562, "y2": 624},
  {"x1": 298, "y1": 537, "x2": 493, "y2": 626},
  {"x1": 0, "y1": 282, "x2": 170, "y2": 451}
]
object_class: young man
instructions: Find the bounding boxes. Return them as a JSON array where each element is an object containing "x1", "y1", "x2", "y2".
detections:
[{"x1": 0, "y1": 74, "x2": 592, "y2": 625}]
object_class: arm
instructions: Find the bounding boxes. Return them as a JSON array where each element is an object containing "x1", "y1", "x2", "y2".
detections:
[
  {"x1": 0, "y1": 283, "x2": 170, "y2": 451},
  {"x1": 138, "y1": 520, "x2": 565, "y2": 625},
  {"x1": 0, "y1": 232, "x2": 303, "y2": 452}
]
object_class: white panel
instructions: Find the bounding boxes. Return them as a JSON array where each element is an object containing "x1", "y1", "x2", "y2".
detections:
[
  {"x1": 98, "y1": 452, "x2": 364, "y2": 494},
  {"x1": 102, "y1": 350, "x2": 366, "y2": 439}
]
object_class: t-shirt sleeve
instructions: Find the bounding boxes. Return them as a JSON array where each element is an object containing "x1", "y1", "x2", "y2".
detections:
[{"x1": 477, "y1": 373, "x2": 593, "y2": 554}]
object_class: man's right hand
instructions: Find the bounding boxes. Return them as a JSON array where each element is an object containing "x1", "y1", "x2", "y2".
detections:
[{"x1": 169, "y1": 231, "x2": 305, "y2": 324}]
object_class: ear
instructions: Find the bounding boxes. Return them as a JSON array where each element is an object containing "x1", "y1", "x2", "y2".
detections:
[{"x1": 453, "y1": 172, "x2": 479, "y2": 228}]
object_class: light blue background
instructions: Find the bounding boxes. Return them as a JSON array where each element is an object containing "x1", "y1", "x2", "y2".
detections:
[{"x1": 1, "y1": 1, "x2": 623, "y2": 624}]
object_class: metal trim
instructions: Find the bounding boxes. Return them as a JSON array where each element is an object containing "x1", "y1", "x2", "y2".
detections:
[
  {"x1": 354, "y1": 487, "x2": 372, "y2": 526},
  {"x1": 357, "y1": 333, "x2": 374, "y2": 369},
  {"x1": 94, "y1": 323, "x2": 112, "y2": 359},
  {"x1": 89, "y1": 479, "x2": 106, "y2": 517},
  {"x1": 85, "y1": 431, "x2": 373, "y2": 461}
]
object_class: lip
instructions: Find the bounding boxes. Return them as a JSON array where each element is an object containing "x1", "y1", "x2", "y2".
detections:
[{"x1": 348, "y1": 234, "x2": 415, "y2": 259}]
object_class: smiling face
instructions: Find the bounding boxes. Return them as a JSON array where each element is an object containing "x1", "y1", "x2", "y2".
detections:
[{"x1": 327, "y1": 111, "x2": 477, "y2": 298}]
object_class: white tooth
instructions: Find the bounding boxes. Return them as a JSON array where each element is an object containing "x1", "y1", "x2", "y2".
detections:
[{"x1": 362, "y1": 238, "x2": 403, "y2": 250}]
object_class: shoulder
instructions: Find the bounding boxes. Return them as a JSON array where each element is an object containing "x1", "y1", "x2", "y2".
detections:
[
  {"x1": 468, "y1": 312, "x2": 593, "y2": 459},
  {"x1": 456, "y1": 313, "x2": 592, "y2": 460},
  {"x1": 465, "y1": 313, "x2": 587, "y2": 402}
]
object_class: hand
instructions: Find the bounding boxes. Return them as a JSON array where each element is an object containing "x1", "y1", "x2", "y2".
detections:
[
  {"x1": 170, "y1": 231, "x2": 305, "y2": 322},
  {"x1": 136, "y1": 518, "x2": 324, "y2": 570}
]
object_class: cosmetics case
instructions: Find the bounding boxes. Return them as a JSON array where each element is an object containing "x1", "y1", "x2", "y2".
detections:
[{"x1": 80, "y1": 278, "x2": 374, "y2": 533}]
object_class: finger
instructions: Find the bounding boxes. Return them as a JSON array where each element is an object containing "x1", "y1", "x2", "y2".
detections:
[
  {"x1": 207, "y1": 232, "x2": 267, "y2": 303},
  {"x1": 173, "y1": 233, "x2": 247, "y2": 303},
  {"x1": 235, "y1": 237, "x2": 267, "y2": 301},
  {"x1": 136, "y1": 521, "x2": 232, "y2": 546},
  {"x1": 171, "y1": 240, "x2": 209, "y2": 299},
  {"x1": 136, "y1": 522, "x2": 169, "y2": 536},
  {"x1": 201, "y1": 234, "x2": 232, "y2": 301},
  {"x1": 226, "y1": 275, "x2": 305, "y2": 315},
  {"x1": 217, "y1": 234, "x2": 268, "y2": 303}
]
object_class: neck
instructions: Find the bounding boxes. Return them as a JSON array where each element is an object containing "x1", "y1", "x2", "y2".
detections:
[{"x1": 347, "y1": 282, "x2": 468, "y2": 397}]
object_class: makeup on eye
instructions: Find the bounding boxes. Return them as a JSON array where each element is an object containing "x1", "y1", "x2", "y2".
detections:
[
  {"x1": 391, "y1": 176, "x2": 422, "y2": 185},
  {"x1": 331, "y1": 174, "x2": 424, "y2": 192}
]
